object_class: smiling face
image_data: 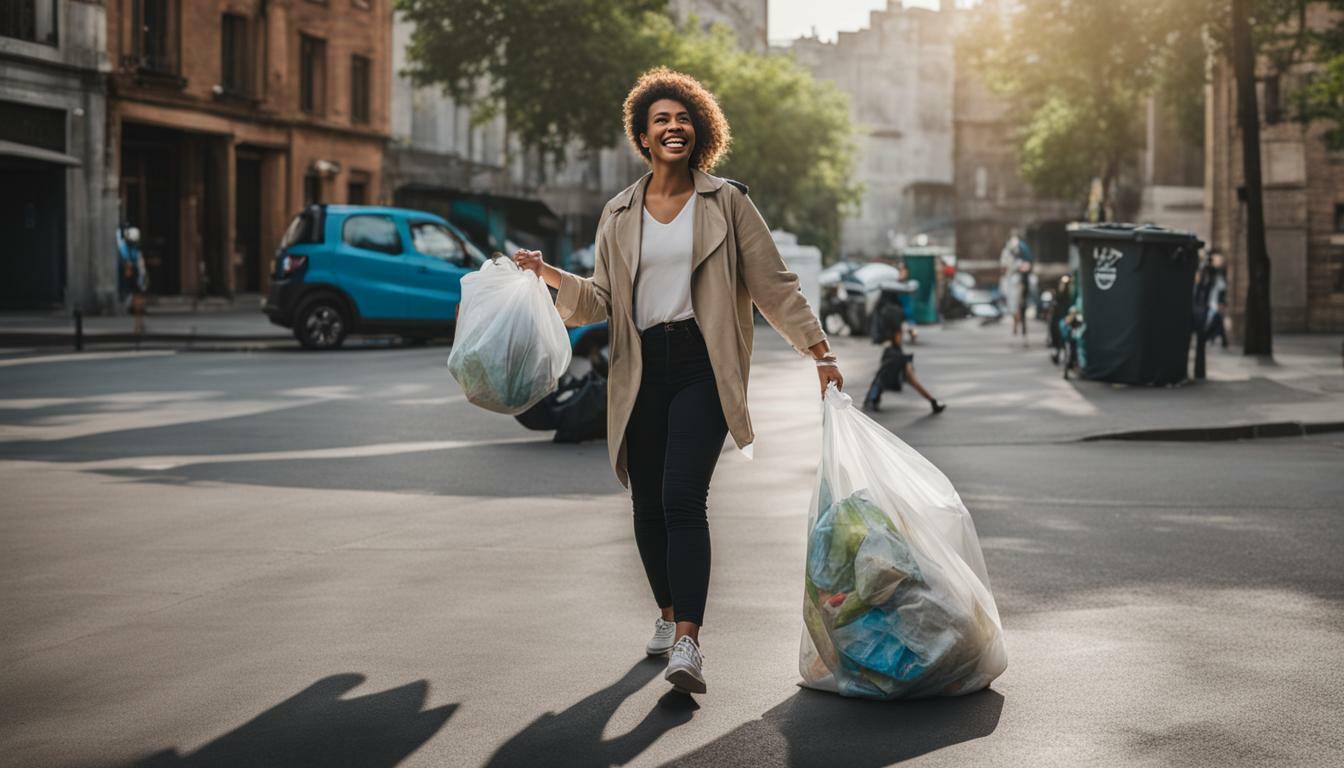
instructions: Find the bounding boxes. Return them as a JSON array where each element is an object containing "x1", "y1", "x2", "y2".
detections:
[{"x1": 640, "y1": 98, "x2": 696, "y2": 166}]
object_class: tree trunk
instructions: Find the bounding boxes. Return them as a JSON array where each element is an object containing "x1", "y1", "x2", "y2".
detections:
[{"x1": 1232, "y1": 0, "x2": 1274, "y2": 356}]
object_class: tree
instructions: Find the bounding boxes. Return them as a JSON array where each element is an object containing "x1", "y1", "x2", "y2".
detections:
[
  {"x1": 970, "y1": 0, "x2": 1333, "y2": 356},
  {"x1": 1232, "y1": 0, "x2": 1276, "y2": 355},
  {"x1": 650, "y1": 18, "x2": 861, "y2": 256},
  {"x1": 397, "y1": 2, "x2": 860, "y2": 255},
  {"x1": 1298, "y1": 3, "x2": 1344, "y2": 147},
  {"x1": 966, "y1": 0, "x2": 1168, "y2": 219},
  {"x1": 396, "y1": 0, "x2": 667, "y2": 157}
]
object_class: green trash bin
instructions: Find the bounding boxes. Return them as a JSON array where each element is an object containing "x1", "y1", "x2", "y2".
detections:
[
  {"x1": 1067, "y1": 224, "x2": 1202, "y2": 385},
  {"x1": 898, "y1": 248, "x2": 944, "y2": 325}
]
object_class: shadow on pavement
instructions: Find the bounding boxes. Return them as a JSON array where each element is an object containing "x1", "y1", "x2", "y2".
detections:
[
  {"x1": 123, "y1": 673, "x2": 456, "y2": 768},
  {"x1": 484, "y1": 658, "x2": 697, "y2": 768},
  {"x1": 661, "y1": 687, "x2": 1004, "y2": 767}
]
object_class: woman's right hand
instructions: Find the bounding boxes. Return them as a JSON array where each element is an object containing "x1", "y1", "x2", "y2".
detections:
[{"x1": 513, "y1": 249, "x2": 545, "y2": 277}]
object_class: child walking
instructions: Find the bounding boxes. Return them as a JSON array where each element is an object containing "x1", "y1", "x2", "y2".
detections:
[{"x1": 863, "y1": 299, "x2": 945, "y2": 414}]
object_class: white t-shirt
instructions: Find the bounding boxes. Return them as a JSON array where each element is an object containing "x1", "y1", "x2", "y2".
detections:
[{"x1": 635, "y1": 193, "x2": 697, "y2": 331}]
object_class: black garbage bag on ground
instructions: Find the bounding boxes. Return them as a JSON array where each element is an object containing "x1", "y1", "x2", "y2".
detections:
[
  {"x1": 514, "y1": 375, "x2": 578, "y2": 431},
  {"x1": 513, "y1": 372, "x2": 608, "y2": 443},
  {"x1": 553, "y1": 373, "x2": 607, "y2": 444}
]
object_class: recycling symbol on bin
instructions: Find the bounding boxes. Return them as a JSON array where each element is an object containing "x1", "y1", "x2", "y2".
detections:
[{"x1": 1093, "y1": 247, "x2": 1124, "y2": 291}]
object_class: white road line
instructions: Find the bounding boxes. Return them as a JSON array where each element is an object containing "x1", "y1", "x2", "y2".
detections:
[
  {"x1": 7, "y1": 435, "x2": 553, "y2": 472},
  {"x1": 0, "y1": 350, "x2": 177, "y2": 367}
]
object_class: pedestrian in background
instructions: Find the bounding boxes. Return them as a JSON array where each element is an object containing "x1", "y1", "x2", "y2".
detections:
[
  {"x1": 1001, "y1": 232, "x2": 1033, "y2": 344},
  {"x1": 1048, "y1": 275, "x2": 1073, "y2": 364},
  {"x1": 1206, "y1": 250, "x2": 1229, "y2": 349},
  {"x1": 117, "y1": 225, "x2": 148, "y2": 335},
  {"x1": 514, "y1": 67, "x2": 843, "y2": 697}
]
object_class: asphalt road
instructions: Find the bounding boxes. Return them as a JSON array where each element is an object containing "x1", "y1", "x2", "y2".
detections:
[{"x1": 1, "y1": 332, "x2": 1341, "y2": 767}]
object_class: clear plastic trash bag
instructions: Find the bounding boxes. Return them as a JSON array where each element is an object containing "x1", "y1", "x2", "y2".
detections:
[
  {"x1": 448, "y1": 257, "x2": 572, "y2": 415},
  {"x1": 800, "y1": 383, "x2": 1007, "y2": 699}
]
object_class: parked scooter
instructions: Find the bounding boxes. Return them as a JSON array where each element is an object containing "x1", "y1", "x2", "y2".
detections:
[{"x1": 942, "y1": 272, "x2": 1004, "y2": 324}]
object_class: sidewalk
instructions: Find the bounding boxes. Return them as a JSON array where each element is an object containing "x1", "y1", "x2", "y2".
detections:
[
  {"x1": 0, "y1": 301, "x2": 290, "y2": 348},
  {"x1": 827, "y1": 320, "x2": 1344, "y2": 445}
]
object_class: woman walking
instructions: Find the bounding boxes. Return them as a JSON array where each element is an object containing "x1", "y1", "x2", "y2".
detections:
[{"x1": 514, "y1": 68, "x2": 844, "y2": 695}]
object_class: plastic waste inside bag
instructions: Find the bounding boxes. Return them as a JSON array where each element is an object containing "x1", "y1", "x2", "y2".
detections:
[
  {"x1": 448, "y1": 256, "x2": 572, "y2": 415},
  {"x1": 800, "y1": 383, "x2": 1007, "y2": 699}
]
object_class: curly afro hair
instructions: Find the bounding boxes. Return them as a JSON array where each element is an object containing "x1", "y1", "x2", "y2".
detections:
[{"x1": 623, "y1": 67, "x2": 731, "y2": 172}]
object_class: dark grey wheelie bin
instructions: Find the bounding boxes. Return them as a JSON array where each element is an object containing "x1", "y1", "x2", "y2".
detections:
[{"x1": 1067, "y1": 224, "x2": 1203, "y2": 385}]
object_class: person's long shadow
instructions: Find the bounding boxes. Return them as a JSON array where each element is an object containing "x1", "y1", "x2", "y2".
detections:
[
  {"x1": 661, "y1": 687, "x2": 1004, "y2": 768},
  {"x1": 129, "y1": 673, "x2": 457, "y2": 768},
  {"x1": 484, "y1": 657, "x2": 698, "y2": 768}
]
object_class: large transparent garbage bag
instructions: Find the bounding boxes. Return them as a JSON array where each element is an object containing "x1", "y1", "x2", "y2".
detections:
[
  {"x1": 448, "y1": 257, "x2": 572, "y2": 415},
  {"x1": 800, "y1": 384, "x2": 1007, "y2": 699}
]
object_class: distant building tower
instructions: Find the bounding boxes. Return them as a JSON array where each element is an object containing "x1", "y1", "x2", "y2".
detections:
[{"x1": 784, "y1": 4, "x2": 957, "y2": 259}]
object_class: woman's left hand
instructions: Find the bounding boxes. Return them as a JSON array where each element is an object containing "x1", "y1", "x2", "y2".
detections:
[{"x1": 816, "y1": 363, "x2": 843, "y2": 398}]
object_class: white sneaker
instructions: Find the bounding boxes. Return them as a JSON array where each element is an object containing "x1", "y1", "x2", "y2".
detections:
[
  {"x1": 665, "y1": 636, "x2": 706, "y2": 694},
  {"x1": 646, "y1": 617, "x2": 676, "y2": 656}
]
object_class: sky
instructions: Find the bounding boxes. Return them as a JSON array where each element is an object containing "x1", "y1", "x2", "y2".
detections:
[{"x1": 768, "y1": 0, "x2": 944, "y2": 44}]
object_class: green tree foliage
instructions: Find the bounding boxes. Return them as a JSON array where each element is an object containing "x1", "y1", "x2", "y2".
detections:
[
  {"x1": 396, "y1": 1, "x2": 859, "y2": 255},
  {"x1": 1295, "y1": 2, "x2": 1344, "y2": 148},
  {"x1": 965, "y1": 0, "x2": 1168, "y2": 216},
  {"x1": 396, "y1": 0, "x2": 667, "y2": 156},
  {"x1": 650, "y1": 18, "x2": 860, "y2": 256}
]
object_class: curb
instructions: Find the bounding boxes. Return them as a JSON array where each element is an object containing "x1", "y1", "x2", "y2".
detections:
[
  {"x1": 0, "y1": 332, "x2": 288, "y2": 347},
  {"x1": 1082, "y1": 420, "x2": 1344, "y2": 443}
]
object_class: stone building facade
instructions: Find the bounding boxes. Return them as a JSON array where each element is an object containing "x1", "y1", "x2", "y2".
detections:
[
  {"x1": 106, "y1": 0, "x2": 392, "y2": 299},
  {"x1": 786, "y1": 1, "x2": 956, "y2": 259},
  {"x1": 1, "y1": 0, "x2": 117, "y2": 311},
  {"x1": 1205, "y1": 4, "x2": 1344, "y2": 333},
  {"x1": 668, "y1": 0, "x2": 767, "y2": 52}
]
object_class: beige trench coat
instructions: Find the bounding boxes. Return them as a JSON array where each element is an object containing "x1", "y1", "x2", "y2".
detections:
[{"x1": 555, "y1": 169, "x2": 827, "y2": 487}]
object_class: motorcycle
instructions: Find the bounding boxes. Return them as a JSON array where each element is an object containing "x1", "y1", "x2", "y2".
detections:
[{"x1": 942, "y1": 272, "x2": 1004, "y2": 324}]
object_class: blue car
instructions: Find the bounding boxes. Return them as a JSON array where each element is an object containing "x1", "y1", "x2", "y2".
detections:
[{"x1": 264, "y1": 204, "x2": 608, "y2": 357}]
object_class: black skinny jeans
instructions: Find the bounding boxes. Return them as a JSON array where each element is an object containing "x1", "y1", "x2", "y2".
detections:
[{"x1": 626, "y1": 319, "x2": 729, "y2": 627}]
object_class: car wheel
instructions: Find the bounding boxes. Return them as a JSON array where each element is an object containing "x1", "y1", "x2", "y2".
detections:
[
  {"x1": 295, "y1": 294, "x2": 350, "y2": 350},
  {"x1": 402, "y1": 336, "x2": 429, "y2": 347}
]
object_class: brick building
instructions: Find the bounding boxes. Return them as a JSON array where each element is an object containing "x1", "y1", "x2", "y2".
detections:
[
  {"x1": 106, "y1": 0, "x2": 392, "y2": 299},
  {"x1": 1206, "y1": 3, "x2": 1344, "y2": 333}
]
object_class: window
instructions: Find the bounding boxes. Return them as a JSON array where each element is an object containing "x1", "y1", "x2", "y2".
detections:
[
  {"x1": 1, "y1": 0, "x2": 57, "y2": 45},
  {"x1": 280, "y1": 207, "x2": 325, "y2": 248},
  {"x1": 1264, "y1": 75, "x2": 1283, "y2": 125},
  {"x1": 1334, "y1": 203, "x2": 1344, "y2": 234},
  {"x1": 411, "y1": 222, "x2": 466, "y2": 263},
  {"x1": 221, "y1": 14, "x2": 252, "y2": 96},
  {"x1": 343, "y1": 216, "x2": 401, "y2": 254},
  {"x1": 346, "y1": 181, "x2": 367, "y2": 205},
  {"x1": 303, "y1": 172, "x2": 322, "y2": 205},
  {"x1": 0, "y1": 100, "x2": 66, "y2": 153},
  {"x1": 299, "y1": 34, "x2": 327, "y2": 115},
  {"x1": 133, "y1": 0, "x2": 178, "y2": 74},
  {"x1": 347, "y1": 172, "x2": 369, "y2": 205},
  {"x1": 350, "y1": 55, "x2": 371, "y2": 124}
]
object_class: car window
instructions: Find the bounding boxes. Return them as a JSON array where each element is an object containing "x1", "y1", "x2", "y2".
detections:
[
  {"x1": 280, "y1": 207, "x2": 324, "y2": 248},
  {"x1": 411, "y1": 222, "x2": 466, "y2": 263},
  {"x1": 458, "y1": 231, "x2": 488, "y2": 268},
  {"x1": 342, "y1": 215, "x2": 401, "y2": 254}
]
